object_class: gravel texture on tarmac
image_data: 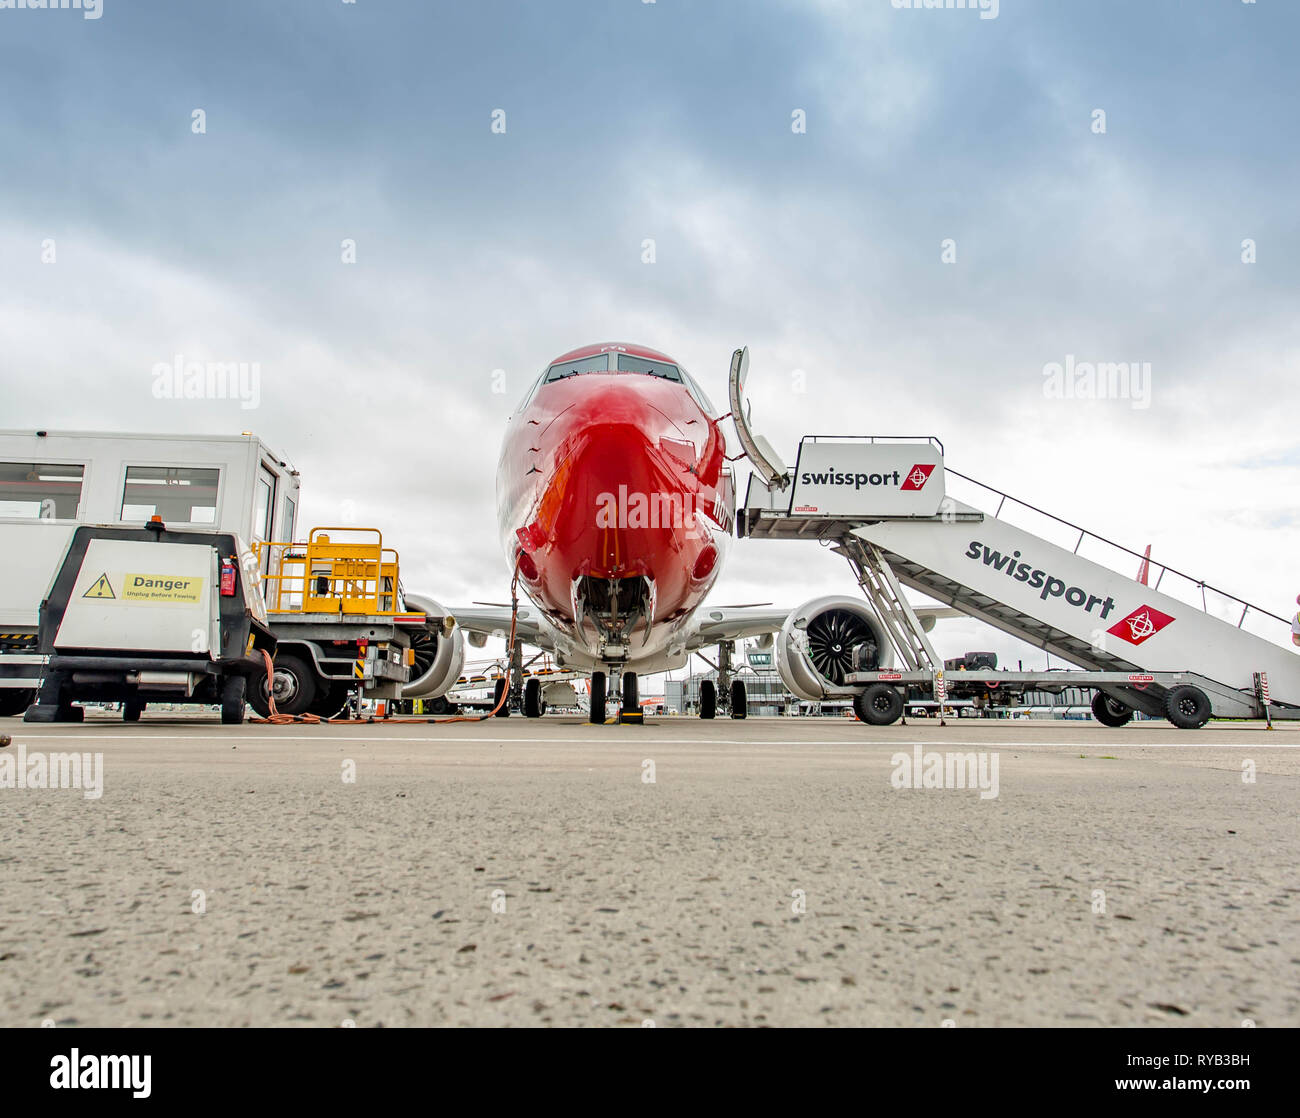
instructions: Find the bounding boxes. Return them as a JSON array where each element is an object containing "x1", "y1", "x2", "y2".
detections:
[{"x1": 1, "y1": 715, "x2": 1297, "y2": 1028}]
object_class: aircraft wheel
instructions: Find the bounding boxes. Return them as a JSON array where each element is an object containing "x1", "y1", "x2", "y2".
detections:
[
  {"x1": 619, "y1": 672, "x2": 641, "y2": 723},
  {"x1": 699, "y1": 680, "x2": 716, "y2": 719},
  {"x1": 853, "y1": 683, "x2": 903, "y2": 726},
  {"x1": 493, "y1": 678, "x2": 510, "y2": 717},
  {"x1": 524, "y1": 677, "x2": 544, "y2": 718},
  {"x1": 123, "y1": 697, "x2": 143, "y2": 722},
  {"x1": 1091, "y1": 691, "x2": 1134, "y2": 728},
  {"x1": 729, "y1": 679, "x2": 747, "y2": 719},
  {"x1": 589, "y1": 671, "x2": 606, "y2": 724},
  {"x1": 1164, "y1": 684, "x2": 1211, "y2": 729}
]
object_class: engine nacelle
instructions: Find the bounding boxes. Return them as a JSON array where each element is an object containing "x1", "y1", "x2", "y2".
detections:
[
  {"x1": 401, "y1": 593, "x2": 465, "y2": 698},
  {"x1": 776, "y1": 596, "x2": 893, "y2": 701}
]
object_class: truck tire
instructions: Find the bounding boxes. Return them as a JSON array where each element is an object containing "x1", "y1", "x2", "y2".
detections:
[
  {"x1": 524, "y1": 677, "x2": 544, "y2": 718},
  {"x1": 247, "y1": 683, "x2": 270, "y2": 718},
  {"x1": 1091, "y1": 691, "x2": 1134, "y2": 728},
  {"x1": 221, "y1": 675, "x2": 247, "y2": 725},
  {"x1": 699, "y1": 680, "x2": 716, "y2": 719},
  {"x1": 854, "y1": 683, "x2": 904, "y2": 726},
  {"x1": 309, "y1": 684, "x2": 348, "y2": 719},
  {"x1": 0, "y1": 689, "x2": 34, "y2": 717},
  {"x1": 589, "y1": 671, "x2": 606, "y2": 724},
  {"x1": 252, "y1": 652, "x2": 317, "y2": 717},
  {"x1": 1164, "y1": 684, "x2": 1211, "y2": 729},
  {"x1": 730, "y1": 679, "x2": 747, "y2": 719}
]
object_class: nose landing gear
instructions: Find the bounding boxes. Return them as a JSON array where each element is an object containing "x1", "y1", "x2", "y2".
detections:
[{"x1": 619, "y1": 671, "x2": 642, "y2": 724}]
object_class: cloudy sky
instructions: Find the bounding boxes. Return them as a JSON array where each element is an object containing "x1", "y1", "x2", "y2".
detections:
[{"x1": 3, "y1": 0, "x2": 1297, "y2": 677}]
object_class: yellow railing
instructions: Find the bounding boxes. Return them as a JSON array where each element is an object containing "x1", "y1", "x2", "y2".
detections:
[{"x1": 254, "y1": 527, "x2": 402, "y2": 615}]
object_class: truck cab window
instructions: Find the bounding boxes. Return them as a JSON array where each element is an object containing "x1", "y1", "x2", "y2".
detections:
[
  {"x1": 121, "y1": 466, "x2": 220, "y2": 525},
  {"x1": 282, "y1": 495, "x2": 297, "y2": 541},
  {"x1": 0, "y1": 462, "x2": 84, "y2": 519},
  {"x1": 255, "y1": 475, "x2": 274, "y2": 541}
]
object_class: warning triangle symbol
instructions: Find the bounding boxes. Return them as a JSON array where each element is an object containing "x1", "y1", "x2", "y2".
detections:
[{"x1": 83, "y1": 573, "x2": 115, "y2": 599}]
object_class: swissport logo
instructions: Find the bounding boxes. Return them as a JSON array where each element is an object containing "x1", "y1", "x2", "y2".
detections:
[
  {"x1": 1107, "y1": 604, "x2": 1175, "y2": 646},
  {"x1": 900, "y1": 464, "x2": 935, "y2": 491}
]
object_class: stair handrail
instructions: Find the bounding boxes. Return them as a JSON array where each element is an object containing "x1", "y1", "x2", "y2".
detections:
[{"x1": 945, "y1": 467, "x2": 1290, "y2": 630}]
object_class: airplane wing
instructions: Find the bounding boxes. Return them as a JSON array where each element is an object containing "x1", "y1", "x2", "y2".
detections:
[
  {"x1": 441, "y1": 601, "x2": 962, "y2": 657},
  {"x1": 447, "y1": 604, "x2": 550, "y2": 648},
  {"x1": 687, "y1": 604, "x2": 962, "y2": 649},
  {"x1": 405, "y1": 599, "x2": 553, "y2": 650},
  {"x1": 687, "y1": 606, "x2": 792, "y2": 647}
]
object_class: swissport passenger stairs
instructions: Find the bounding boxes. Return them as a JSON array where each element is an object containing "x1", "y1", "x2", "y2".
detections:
[{"x1": 740, "y1": 445, "x2": 1300, "y2": 724}]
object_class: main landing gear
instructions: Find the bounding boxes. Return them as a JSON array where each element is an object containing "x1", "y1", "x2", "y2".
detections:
[
  {"x1": 699, "y1": 679, "x2": 716, "y2": 719},
  {"x1": 696, "y1": 640, "x2": 748, "y2": 719},
  {"x1": 524, "y1": 677, "x2": 546, "y2": 718},
  {"x1": 493, "y1": 639, "x2": 534, "y2": 718}
]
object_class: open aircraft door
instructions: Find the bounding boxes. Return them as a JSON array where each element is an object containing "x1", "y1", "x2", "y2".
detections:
[{"x1": 727, "y1": 347, "x2": 790, "y2": 491}]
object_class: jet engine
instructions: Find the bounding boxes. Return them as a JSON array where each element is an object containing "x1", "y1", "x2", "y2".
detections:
[
  {"x1": 775, "y1": 596, "x2": 893, "y2": 701},
  {"x1": 401, "y1": 593, "x2": 465, "y2": 698}
]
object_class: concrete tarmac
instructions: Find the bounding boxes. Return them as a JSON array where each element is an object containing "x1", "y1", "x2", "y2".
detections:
[{"x1": 1, "y1": 714, "x2": 1297, "y2": 1028}]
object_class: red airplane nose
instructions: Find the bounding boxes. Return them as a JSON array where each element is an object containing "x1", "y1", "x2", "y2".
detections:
[
  {"x1": 556, "y1": 419, "x2": 687, "y2": 579},
  {"x1": 514, "y1": 375, "x2": 714, "y2": 621},
  {"x1": 497, "y1": 348, "x2": 738, "y2": 669}
]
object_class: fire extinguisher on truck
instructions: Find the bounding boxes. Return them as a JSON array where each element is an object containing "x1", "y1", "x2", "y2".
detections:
[{"x1": 220, "y1": 557, "x2": 237, "y2": 597}]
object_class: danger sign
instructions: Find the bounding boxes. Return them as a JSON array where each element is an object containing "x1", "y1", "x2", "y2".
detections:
[
  {"x1": 122, "y1": 574, "x2": 204, "y2": 604},
  {"x1": 82, "y1": 573, "x2": 115, "y2": 599}
]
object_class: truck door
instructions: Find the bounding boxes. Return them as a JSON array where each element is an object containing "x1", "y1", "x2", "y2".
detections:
[{"x1": 253, "y1": 466, "x2": 277, "y2": 578}]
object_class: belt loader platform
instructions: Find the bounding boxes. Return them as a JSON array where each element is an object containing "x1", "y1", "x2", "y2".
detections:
[
  {"x1": 728, "y1": 350, "x2": 1299, "y2": 729},
  {"x1": 249, "y1": 527, "x2": 449, "y2": 719}
]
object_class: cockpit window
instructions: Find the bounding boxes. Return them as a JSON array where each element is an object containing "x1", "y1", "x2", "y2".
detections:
[
  {"x1": 679, "y1": 367, "x2": 717, "y2": 414},
  {"x1": 545, "y1": 354, "x2": 609, "y2": 382},
  {"x1": 617, "y1": 354, "x2": 682, "y2": 381}
]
